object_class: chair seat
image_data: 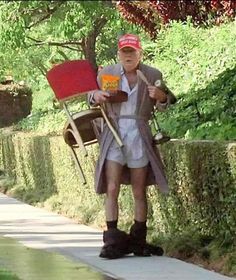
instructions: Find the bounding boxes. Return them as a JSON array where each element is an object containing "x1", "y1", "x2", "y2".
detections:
[{"x1": 63, "y1": 108, "x2": 103, "y2": 147}]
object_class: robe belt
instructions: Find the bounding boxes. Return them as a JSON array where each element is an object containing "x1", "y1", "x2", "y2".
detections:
[{"x1": 108, "y1": 114, "x2": 149, "y2": 121}]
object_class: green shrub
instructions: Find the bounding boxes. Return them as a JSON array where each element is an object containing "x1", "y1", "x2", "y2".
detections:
[
  {"x1": 0, "y1": 133, "x2": 235, "y2": 239},
  {"x1": 144, "y1": 21, "x2": 236, "y2": 140}
]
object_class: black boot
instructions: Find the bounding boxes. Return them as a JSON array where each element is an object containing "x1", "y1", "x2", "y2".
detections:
[
  {"x1": 99, "y1": 228, "x2": 131, "y2": 259},
  {"x1": 129, "y1": 222, "x2": 164, "y2": 257},
  {"x1": 146, "y1": 243, "x2": 164, "y2": 256},
  {"x1": 129, "y1": 222, "x2": 151, "y2": 256}
]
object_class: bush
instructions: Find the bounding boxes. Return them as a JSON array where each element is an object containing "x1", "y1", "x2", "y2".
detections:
[
  {"x1": 143, "y1": 21, "x2": 236, "y2": 140},
  {"x1": 0, "y1": 133, "x2": 235, "y2": 240}
]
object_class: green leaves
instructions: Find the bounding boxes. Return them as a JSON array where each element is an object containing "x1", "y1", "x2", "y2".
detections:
[{"x1": 147, "y1": 21, "x2": 236, "y2": 141}]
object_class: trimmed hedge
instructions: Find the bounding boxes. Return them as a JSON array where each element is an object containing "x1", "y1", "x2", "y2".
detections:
[{"x1": 0, "y1": 133, "x2": 235, "y2": 241}]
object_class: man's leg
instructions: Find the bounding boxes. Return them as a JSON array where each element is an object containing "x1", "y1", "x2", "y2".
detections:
[
  {"x1": 105, "y1": 160, "x2": 123, "y2": 223},
  {"x1": 99, "y1": 160, "x2": 130, "y2": 259},
  {"x1": 129, "y1": 166, "x2": 150, "y2": 256},
  {"x1": 129, "y1": 166, "x2": 164, "y2": 256},
  {"x1": 130, "y1": 166, "x2": 148, "y2": 222}
]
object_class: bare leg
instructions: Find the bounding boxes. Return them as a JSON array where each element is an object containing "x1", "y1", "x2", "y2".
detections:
[
  {"x1": 100, "y1": 161, "x2": 129, "y2": 259},
  {"x1": 130, "y1": 166, "x2": 148, "y2": 222},
  {"x1": 105, "y1": 160, "x2": 123, "y2": 221}
]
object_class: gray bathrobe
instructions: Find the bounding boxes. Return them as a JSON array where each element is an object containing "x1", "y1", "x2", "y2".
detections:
[{"x1": 91, "y1": 62, "x2": 175, "y2": 194}]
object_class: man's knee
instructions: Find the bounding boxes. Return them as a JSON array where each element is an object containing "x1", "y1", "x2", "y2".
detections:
[
  {"x1": 107, "y1": 183, "x2": 119, "y2": 199},
  {"x1": 132, "y1": 187, "x2": 146, "y2": 201}
]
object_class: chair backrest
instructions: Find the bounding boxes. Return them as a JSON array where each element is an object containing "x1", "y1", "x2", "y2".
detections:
[{"x1": 46, "y1": 60, "x2": 99, "y2": 101}]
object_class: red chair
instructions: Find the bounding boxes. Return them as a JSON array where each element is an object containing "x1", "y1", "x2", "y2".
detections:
[{"x1": 46, "y1": 60, "x2": 103, "y2": 184}]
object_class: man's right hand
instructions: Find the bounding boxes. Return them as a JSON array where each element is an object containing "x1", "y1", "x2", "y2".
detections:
[{"x1": 94, "y1": 90, "x2": 110, "y2": 104}]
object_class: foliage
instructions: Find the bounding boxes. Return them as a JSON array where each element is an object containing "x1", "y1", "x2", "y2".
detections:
[
  {"x1": 0, "y1": 0, "x2": 138, "y2": 80},
  {"x1": 0, "y1": 0, "x2": 142, "y2": 131},
  {"x1": 151, "y1": 230, "x2": 236, "y2": 276},
  {"x1": 14, "y1": 20, "x2": 236, "y2": 140},
  {"x1": 116, "y1": 0, "x2": 236, "y2": 38},
  {"x1": 146, "y1": 20, "x2": 236, "y2": 140},
  {"x1": 0, "y1": 3, "x2": 235, "y2": 140}
]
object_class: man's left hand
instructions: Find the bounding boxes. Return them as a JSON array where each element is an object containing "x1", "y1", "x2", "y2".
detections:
[{"x1": 148, "y1": 85, "x2": 167, "y2": 103}]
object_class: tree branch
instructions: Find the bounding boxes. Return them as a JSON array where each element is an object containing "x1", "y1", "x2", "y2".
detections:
[
  {"x1": 93, "y1": 17, "x2": 108, "y2": 37},
  {"x1": 26, "y1": 36, "x2": 82, "y2": 51},
  {"x1": 27, "y1": 36, "x2": 82, "y2": 45},
  {"x1": 26, "y1": 2, "x2": 64, "y2": 29}
]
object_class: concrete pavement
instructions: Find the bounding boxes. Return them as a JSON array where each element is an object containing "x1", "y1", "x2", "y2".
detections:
[{"x1": 0, "y1": 193, "x2": 235, "y2": 280}]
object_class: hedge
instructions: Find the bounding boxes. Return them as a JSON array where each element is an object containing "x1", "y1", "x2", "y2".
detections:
[{"x1": 0, "y1": 132, "x2": 235, "y2": 242}]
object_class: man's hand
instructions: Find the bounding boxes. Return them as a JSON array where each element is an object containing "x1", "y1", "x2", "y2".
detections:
[
  {"x1": 93, "y1": 90, "x2": 110, "y2": 104},
  {"x1": 147, "y1": 86, "x2": 167, "y2": 103}
]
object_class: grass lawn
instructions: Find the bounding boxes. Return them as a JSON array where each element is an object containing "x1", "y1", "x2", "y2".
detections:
[{"x1": 0, "y1": 268, "x2": 20, "y2": 280}]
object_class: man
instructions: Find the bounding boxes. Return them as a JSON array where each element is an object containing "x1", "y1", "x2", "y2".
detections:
[{"x1": 89, "y1": 34, "x2": 175, "y2": 259}]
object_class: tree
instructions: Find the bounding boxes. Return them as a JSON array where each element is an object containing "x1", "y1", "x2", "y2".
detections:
[
  {"x1": 116, "y1": 0, "x2": 236, "y2": 38},
  {"x1": 0, "y1": 0, "x2": 118, "y2": 75}
]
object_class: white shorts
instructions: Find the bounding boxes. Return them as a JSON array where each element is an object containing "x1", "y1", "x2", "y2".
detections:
[{"x1": 106, "y1": 141, "x2": 149, "y2": 168}]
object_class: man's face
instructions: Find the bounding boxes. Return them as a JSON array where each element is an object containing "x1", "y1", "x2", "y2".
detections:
[{"x1": 118, "y1": 47, "x2": 142, "y2": 72}]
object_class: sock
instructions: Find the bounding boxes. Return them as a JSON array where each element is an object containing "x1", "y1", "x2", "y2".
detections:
[
  {"x1": 134, "y1": 220, "x2": 147, "y2": 229},
  {"x1": 106, "y1": 220, "x2": 118, "y2": 229}
]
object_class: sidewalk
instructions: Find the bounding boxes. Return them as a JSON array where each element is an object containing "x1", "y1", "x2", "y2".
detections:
[{"x1": 0, "y1": 193, "x2": 234, "y2": 280}]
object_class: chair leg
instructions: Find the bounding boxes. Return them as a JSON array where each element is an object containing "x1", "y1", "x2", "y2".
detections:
[
  {"x1": 62, "y1": 102, "x2": 88, "y2": 156},
  {"x1": 70, "y1": 147, "x2": 86, "y2": 185}
]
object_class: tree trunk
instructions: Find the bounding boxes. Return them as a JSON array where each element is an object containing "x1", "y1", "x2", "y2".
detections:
[{"x1": 81, "y1": 17, "x2": 108, "y2": 72}]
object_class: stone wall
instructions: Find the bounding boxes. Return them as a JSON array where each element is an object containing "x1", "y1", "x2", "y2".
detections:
[{"x1": 0, "y1": 81, "x2": 32, "y2": 127}]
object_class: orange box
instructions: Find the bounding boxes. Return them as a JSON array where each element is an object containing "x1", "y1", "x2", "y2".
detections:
[{"x1": 101, "y1": 75, "x2": 120, "y2": 92}]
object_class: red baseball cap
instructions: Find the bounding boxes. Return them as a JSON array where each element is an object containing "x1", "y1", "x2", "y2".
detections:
[{"x1": 118, "y1": 34, "x2": 142, "y2": 50}]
